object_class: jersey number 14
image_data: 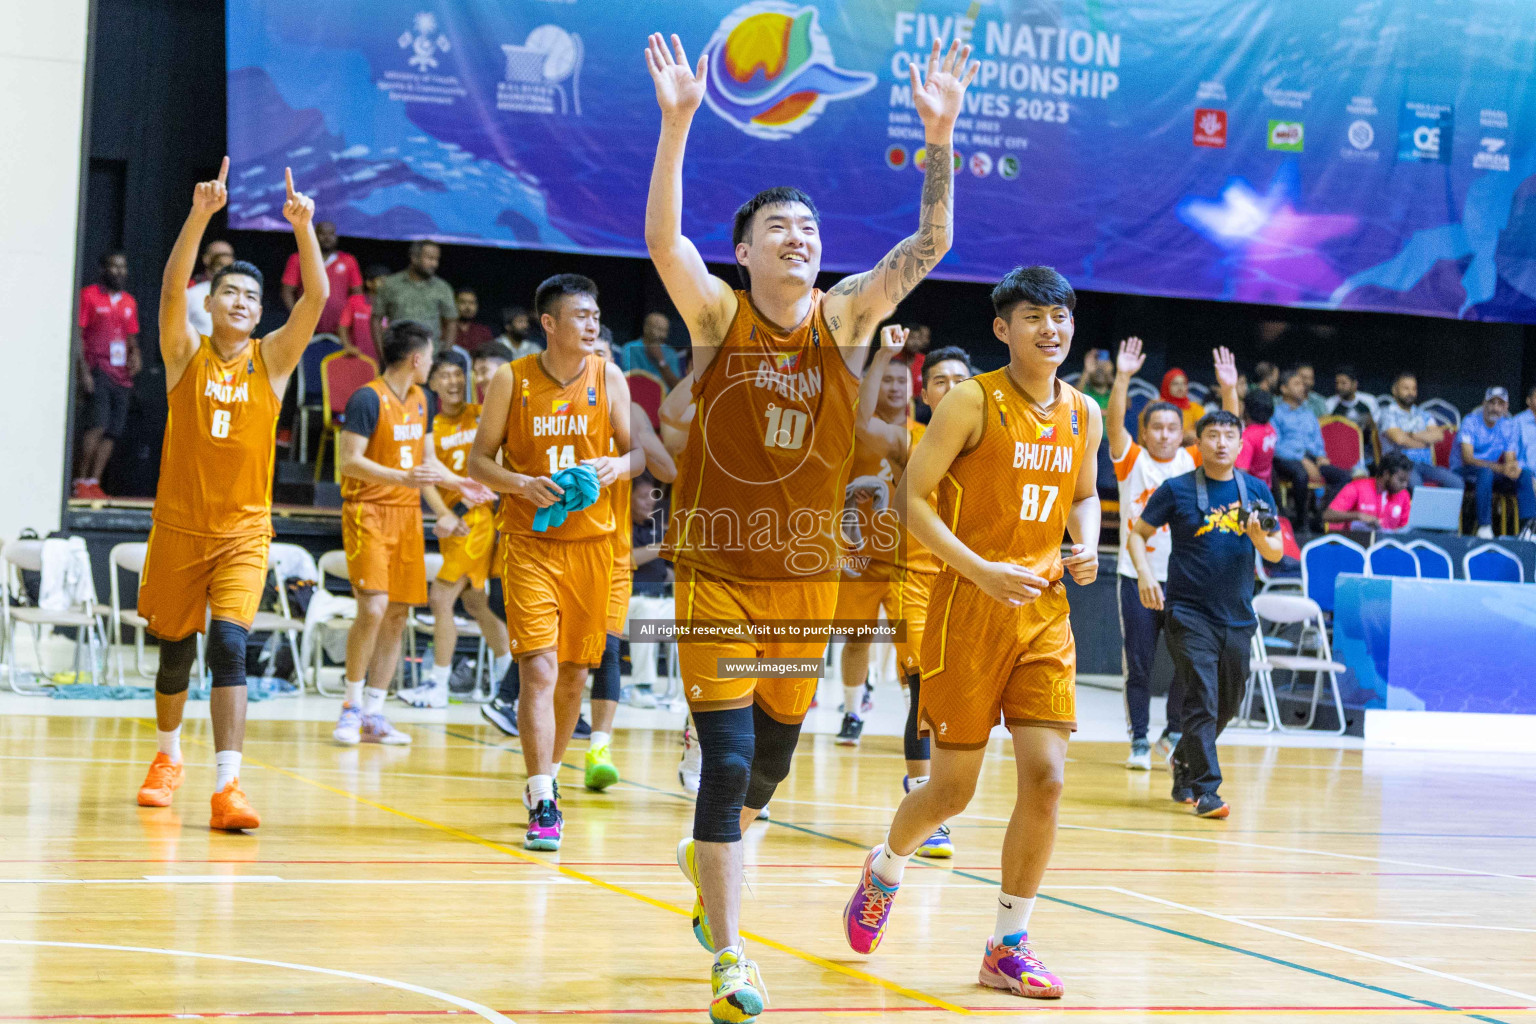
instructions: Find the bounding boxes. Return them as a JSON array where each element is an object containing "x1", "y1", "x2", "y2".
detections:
[{"x1": 545, "y1": 444, "x2": 576, "y2": 474}]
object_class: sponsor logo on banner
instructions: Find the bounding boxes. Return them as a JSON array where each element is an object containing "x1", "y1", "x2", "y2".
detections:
[
  {"x1": 1347, "y1": 120, "x2": 1375, "y2": 150},
  {"x1": 998, "y1": 155, "x2": 1020, "y2": 180},
  {"x1": 1481, "y1": 109, "x2": 1509, "y2": 129},
  {"x1": 399, "y1": 12, "x2": 450, "y2": 72},
  {"x1": 885, "y1": 145, "x2": 906, "y2": 169},
  {"x1": 1473, "y1": 137, "x2": 1510, "y2": 171},
  {"x1": 700, "y1": 2, "x2": 877, "y2": 140},
  {"x1": 1193, "y1": 108, "x2": 1227, "y2": 148},
  {"x1": 379, "y1": 12, "x2": 467, "y2": 104},
  {"x1": 1263, "y1": 86, "x2": 1311, "y2": 110},
  {"x1": 1347, "y1": 96, "x2": 1379, "y2": 117},
  {"x1": 1196, "y1": 81, "x2": 1227, "y2": 102},
  {"x1": 1399, "y1": 101, "x2": 1453, "y2": 162},
  {"x1": 970, "y1": 152, "x2": 992, "y2": 177},
  {"x1": 1342, "y1": 118, "x2": 1379, "y2": 162},
  {"x1": 498, "y1": 26, "x2": 584, "y2": 115},
  {"x1": 1267, "y1": 120, "x2": 1304, "y2": 151}
]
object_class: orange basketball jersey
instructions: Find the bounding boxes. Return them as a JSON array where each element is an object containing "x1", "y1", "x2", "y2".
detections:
[
  {"x1": 902, "y1": 419, "x2": 943, "y2": 574},
  {"x1": 935, "y1": 372, "x2": 1090, "y2": 583},
  {"x1": 842, "y1": 429, "x2": 901, "y2": 573},
  {"x1": 340, "y1": 379, "x2": 429, "y2": 507},
  {"x1": 153, "y1": 336, "x2": 281, "y2": 536},
  {"x1": 497, "y1": 353, "x2": 614, "y2": 540},
  {"x1": 664, "y1": 290, "x2": 860, "y2": 583},
  {"x1": 431, "y1": 402, "x2": 481, "y2": 508}
]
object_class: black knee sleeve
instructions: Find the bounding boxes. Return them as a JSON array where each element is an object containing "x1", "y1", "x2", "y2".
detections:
[
  {"x1": 692, "y1": 706, "x2": 756, "y2": 844},
  {"x1": 744, "y1": 703, "x2": 802, "y2": 810},
  {"x1": 154, "y1": 634, "x2": 199, "y2": 695},
  {"x1": 207, "y1": 620, "x2": 250, "y2": 688},
  {"x1": 904, "y1": 673, "x2": 930, "y2": 762},
  {"x1": 591, "y1": 633, "x2": 621, "y2": 702}
]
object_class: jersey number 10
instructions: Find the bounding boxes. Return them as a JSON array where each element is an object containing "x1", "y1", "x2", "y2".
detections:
[
  {"x1": 1019, "y1": 484, "x2": 1059, "y2": 523},
  {"x1": 763, "y1": 405, "x2": 808, "y2": 450}
]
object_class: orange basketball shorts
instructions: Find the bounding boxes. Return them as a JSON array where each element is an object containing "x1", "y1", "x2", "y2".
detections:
[
  {"x1": 831, "y1": 563, "x2": 936, "y2": 678},
  {"x1": 138, "y1": 524, "x2": 269, "y2": 641},
  {"x1": 608, "y1": 543, "x2": 633, "y2": 637},
  {"x1": 896, "y1": 568, "x2": 939, "y2": 678},
  {"x1": 342, "y1": 501, "x2": 427, "y2": 606},
  {"x1": 501, "y1": 533, "x2": 612, "y2": 666},
  {"x1": 675, "y1": 567, "x2": 839, "y2": 724},
  {"x1": 436, "y1": 505, "x2": 497, "y2": 589},
  {"x1": 919, "y1": 573, "x2": 1077, "y2": 748}
]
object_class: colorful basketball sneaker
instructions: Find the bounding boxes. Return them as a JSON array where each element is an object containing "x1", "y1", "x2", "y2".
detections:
[
  {"x1": 332, "y1": 702, "x2": 363, "y2": 746},
  {"x1": 979, "y1": 932, "x2": 1064, "y2": 999},
  {"x1": 584, "y1": 741, "x2": 619, "y2": 791},
  {"x1": 136, "y1": 753, "x2": 184, "y2": 807},
  {"x1": 843, "y1": 845, "x2": 900, "y2": 954},
  {"x1": 360, "y1": 713, "x2": 411, "y2": 745},
  {"x1": 709, "y1": 945, "x2": 767, "y2": 1024},
  {"x1": 915, "y1": 823, "x2": 953, "y2": 858},
  {"x1": 525, "y1": 799, "x2": 562, "y2": 851},
  {"x1": 209, "y1": 778, "x2": 261, "y2": 831},
  {"x1": 677, "y1": 837, "x2": 714, "y2": 951}
]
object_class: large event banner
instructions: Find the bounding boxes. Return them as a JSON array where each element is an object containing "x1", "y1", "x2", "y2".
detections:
[{"x1": 228, "y1": 1, "x2": 1536, "y2": 322}]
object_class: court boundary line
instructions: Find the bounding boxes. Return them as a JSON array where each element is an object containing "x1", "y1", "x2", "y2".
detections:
[
  {"x1": 0, "y1": 939, "x2": 515, "y2": 1024},
  {"x1": 1236, "y1": 917, "x2": 1536, "y2": 935}
]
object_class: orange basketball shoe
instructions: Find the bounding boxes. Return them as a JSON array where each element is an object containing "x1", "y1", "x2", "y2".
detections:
[
  {"x1": 136, "y1": 753, "x2": 184, "y2": 807},
  {"x1": 210, "y1": 779, "x2": 261, "y2": 831}
]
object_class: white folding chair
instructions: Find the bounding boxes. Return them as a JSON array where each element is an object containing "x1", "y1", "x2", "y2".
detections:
[
  {"x1": 1235, "y1": 630, "x2": 1282, "y2": 731},
  {"x1": 408, "y1": 552, "x2": 491, "y2": 698},
  {"x1": 258, "y1": 543, "x2": 312, "y2": 690},
  {"x1": 310, "y1": 550, "x2": 355, "y2": 696},
  {"x1": 1255, "y1": 548, "x2": 1302, "y2": 594},
  {"x1": 3, "y1": 538, "x2": 109, "y2": 693},
  {"x1": 108, "y1": 542, "x2": 152, "y2": 684},
  {"x1": 1249, "y1": 593, "x2": 1349, "y2": 735}
]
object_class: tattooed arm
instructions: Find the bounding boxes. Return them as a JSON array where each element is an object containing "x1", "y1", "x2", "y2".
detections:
[{"x1": 823, "y1": 40, "x2": 977, "y2": 364}]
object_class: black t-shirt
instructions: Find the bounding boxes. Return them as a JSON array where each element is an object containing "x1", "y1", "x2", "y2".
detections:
[
  {"x1": 342, "y1": 385, "x2": 435, "y2": 439},
  {"x1": 1138, "y1": 469, "x2": 1277, "y2": 628}
]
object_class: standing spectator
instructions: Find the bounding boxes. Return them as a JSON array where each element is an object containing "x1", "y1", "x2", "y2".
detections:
[
  {"x1": 621, "y1": 312, "x2": 683, "y2": 389},
  {"x1": 73, "y1": 252, "x2": 140, "y2": 498},
  {"x1": 1234, "y1": 389, "x2": 1277, "y2": 487},
  {"x1": 338, "y1": 264, "x2": 389, "y2": 360},
  {"x1": 495, "y1": 305, "x2": 543, "y2": 360},
  {"x1": 1250, "y1": 361, "x2": 1279, "y2": 395},
  {"x1": 1296, "y1": 363, "x2": 1328, "y2": 417},
  {"x1": 280, "y1": 220, "x2": 361, "y2": 336},
  {"x1": 1270, "y1": 368, "x2": 1350, "y2": 529},
  {"x1": 184, "y1": 239, "x2": 234, "y2": 338},
  {"x1": 1377, "y1": 372, "x2": 1465, "y2": 491},
  {"x1": 1079, "y1": 348, "x2": 1113, "y2": 409},
  {"x1": 1515, "y1": 384, "x2": 1536, "y2": 482},
  {"x1": 1326, "y1": 365, "x2": 1376, "y2": 473},
  {"x1": 1160, "y1": 367, "x2": 1206, "y2": 445},
  {"x1": 1458, "y1": 387, "x2": 1536, "y2": 538},
  {"x1": 454, "y1": 287, "x2": 494, "y2": 354},
  {"x1": 373, "y1": 241, "x2": 457, "y2": 348},
  {"x1": 1325, "y1": 453, "x2": 1414, "y2": 533}
]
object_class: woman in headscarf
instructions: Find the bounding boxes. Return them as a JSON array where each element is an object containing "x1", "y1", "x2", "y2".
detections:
[{"x1": 1160, "y1": 367, "x2": 1205, "y2": 445}]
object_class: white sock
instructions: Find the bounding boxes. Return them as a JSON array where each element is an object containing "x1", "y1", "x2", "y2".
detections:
[
  {"x1": 493, "y1": 652, "x2": 513, "y2": 680},
  {"x1": 908, "y1": 774, "x2": 929, "y2": 788},
  {"x1": 872, "y1": 839, "x2": 910, "y2": 886},
  {"x1": 992, "y1": 892, "x2": 1037, "y2": 944},
  {"x1": 844, "y1": 684, "x2": 863, "y2": 717},
  {"x1": 343, "y1": 679, "x2": 365, "y2": 706},
  {"x1": 215, "y1": 750, "x2": 241, "y2": 791},
  {"x1": 429, "y1": 662, "x2": 451, "y2": 687},
  {"x1": 157, "y1": 727, "x2": 182, "y2": 762},
  {"x1": 590, "y1": 730, "x2": 611, "y2": 750},
  {"x1": 362, "y1": 687, "x2": 387, "y2": 715},
  {"x1": 714, "y1": 943, "x2": 745, "y2": 965},
  {"x1": 527, "y1": 773, "x2": 554, "y2": 805}
]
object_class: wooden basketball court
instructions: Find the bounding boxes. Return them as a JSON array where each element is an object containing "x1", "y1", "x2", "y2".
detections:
[{"x1": 2, "y1": 714, "x2": 1533, "y2": 1022}]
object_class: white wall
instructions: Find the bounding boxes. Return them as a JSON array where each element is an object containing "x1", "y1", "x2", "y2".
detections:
[{"x1": 0, "y1": 2, "x2": 91, "y2": 542}]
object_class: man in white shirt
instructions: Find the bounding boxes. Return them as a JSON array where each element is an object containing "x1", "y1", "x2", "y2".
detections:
[
  {"x1": 184, "y1": 239, "x2": 234, "y2": 338},
  {"x1": 1109, "y1": 338, "x2": 1240, "y2": 769}
]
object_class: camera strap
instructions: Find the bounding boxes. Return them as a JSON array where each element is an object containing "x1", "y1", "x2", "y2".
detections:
[{"x1": 1194, "y1": 467, "x2": 1247, "y2": 514}]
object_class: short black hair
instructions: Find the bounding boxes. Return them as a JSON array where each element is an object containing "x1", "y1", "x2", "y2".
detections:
[
  {"x1": 475, "y1": 341, "x2": 515, "y2": 364},
  {"x1": 922, "y1": 345, "x2": 972, "y2": 383},
  {"x1": 382, "y1": 320, "x2": 433, "y2": 367},
  {"x1": 1392, "y1": 370, "x2": 1417, "y2": 387},
  {"x1": 534, "y1": 274, "x2": 598, "y2": 319},
  {"x1": 991, "y1": 265, "x2": 1076, "y2": 319},
  {"x1": 1279, "y1": 367, "x2": 1305, "y2": 388},
  {"x1": 1377, "y1": 451, "x2": 1413, "y2": 478},
  {"x1": 428, "y1": 355, "x2": 461, "y2": 379},
  {"x1": 100, "y1": 250, "x2": 126, "y2": 268},
  {"x1": 1141, "y1": 400, "x2": 1183, "y2": 430},
  {"x1": 210, "y1": 260, "x2": 264, "y2": 296},
  {"x1": 732, "y1": 186, "x2": 820, "y2": 288},
  {"x1": 1335, "y1": 364, "x2": 1359, "y2": 382},
  {"x1": 409, "y1": 239, "x2": 440, "y2": 259},
  {"x1": 1527, "y1": 383, "x2": 1536, "y2": 400},
  {"x1": 1244, "y1": 388, "x2": 1275, "y2": 424},
  {"x1": 455, "y1": 286, "x2": 477, "y2": 299},
  {"x1": 365, "y1": 263, "x2": 391, "y2": 280},
  {"x1": 1296, "y1": 361, "x2": 1314, "y2": 371},
  {"x1": 1195, "y1": 408, "x2": 1243, "y2": 437}
]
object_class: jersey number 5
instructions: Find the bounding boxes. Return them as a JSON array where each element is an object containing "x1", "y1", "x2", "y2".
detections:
[{"x1": 1019, "y1": 484, "x2": 1059, "y2": 523}]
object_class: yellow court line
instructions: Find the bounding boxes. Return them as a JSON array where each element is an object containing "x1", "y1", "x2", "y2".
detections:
[{"x1": 135, "y1": 720, "x2": 968, "y2": 1017}]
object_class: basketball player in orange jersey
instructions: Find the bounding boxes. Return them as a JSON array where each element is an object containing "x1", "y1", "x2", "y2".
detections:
[
  {"x1": 333, "y1": 321, "x2": 489, "y2": 745},
  {"x1": 843, "y1": 267, "x2": 1101, "y2": 1000},
  {"x1": 134, "y1": 160, "x2": 325, "y2": 830},
  {"x1": 469, "y1": 274, "x2": 642, "y2": 851},
  {"x1": 644, "y1": 31, "x2": 977, "y2": 1021},
  {"x1": 396, "y1": 357, "x2": 510, "y2": 709}
]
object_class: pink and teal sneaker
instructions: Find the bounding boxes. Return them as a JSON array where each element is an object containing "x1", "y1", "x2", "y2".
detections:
[
  {"x1": 979, "y1": 932, "x2": 1064, "y2": 999},
  {"x1": 843, "y1": 846, "x2": 899, "y2": 954},
  {"x1": 525, "y1": 799, "x2": 563, "y2": 851}
]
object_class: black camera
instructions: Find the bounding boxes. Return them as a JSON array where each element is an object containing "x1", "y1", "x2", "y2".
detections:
[{"x1": 1239, "y1": 501, "x2": 1278, "y2": 533}]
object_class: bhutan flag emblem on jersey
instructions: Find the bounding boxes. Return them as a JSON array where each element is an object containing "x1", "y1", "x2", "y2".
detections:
[
  {"x1": 552, "y1": 399, "x2": 571, "y2": 414},
  {"x1": 1035, "y1": 422, "x2": 1056, "y2": 441},
  {"x1": 772, "y1": 351, "x2": 801, "y2": 373}
]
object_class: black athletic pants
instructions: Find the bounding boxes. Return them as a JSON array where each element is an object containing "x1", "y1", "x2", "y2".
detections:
[{"x1": 1166, "y1": 606, "x2": 1252, "y2": 798}]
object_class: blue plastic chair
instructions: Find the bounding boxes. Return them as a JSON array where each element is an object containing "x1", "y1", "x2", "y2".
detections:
[
  {"x1": 1300, "y1": 535, "x2": 1367, "y2": 614},
  {"x1": 1366, "y1": 539, "x2": 1420, "y2": 578},
  {"x1": 1463, "y1": 543, "x2": 1524, "y2": 583},
  {"x1": 1405, "y1": 539, "x2": 1453, "y2": 579}
]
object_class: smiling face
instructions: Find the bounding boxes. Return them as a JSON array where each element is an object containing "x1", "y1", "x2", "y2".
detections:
[
  {"x1": 472, "y1": 355, "x2": 508, "y2": 396},
  {"x1": 542, "y1": 291, "x2": 601, "y2": 358},
  {"x1": 429, "y1": 362, "x2": 466, "y2": 411},
  {"x1": 207, "y1": 272, "x2": 261, "y2": 336},
  {"x1": 995, "y1": 303, "x2": 1074, "y2": 376},
  {"x1": 737, "y1": 202, "x2": 821, "y2": 295},
  {"x1": 878, "y1": 359, "x2": 909, "y2": 414}
]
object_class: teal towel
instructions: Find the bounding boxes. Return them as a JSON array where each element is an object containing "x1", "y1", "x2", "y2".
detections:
[{"x1": 532, "y1": 464, "x2": 602, "y2": 532}]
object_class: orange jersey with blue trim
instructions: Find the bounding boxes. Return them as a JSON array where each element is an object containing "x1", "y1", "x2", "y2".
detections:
[{"x1": 340, "y1": 380, "x2": 430, "y2": 507}]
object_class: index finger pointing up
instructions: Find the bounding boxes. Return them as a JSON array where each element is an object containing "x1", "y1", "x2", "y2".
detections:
[
  {"x1": 217, "y1": 156, "x2": 230, "y2": 185},
  {"x1": 285, "y1": 167, "x2": 296, "y2": 198}
]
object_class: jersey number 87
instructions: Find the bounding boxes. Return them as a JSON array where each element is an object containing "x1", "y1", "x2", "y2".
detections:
[{"x1": 1019, "y1": 484, "x2": 1059, "y2": 523}]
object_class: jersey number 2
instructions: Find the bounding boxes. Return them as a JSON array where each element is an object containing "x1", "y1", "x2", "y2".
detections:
[{"x1": 1019, "y1": 484, "x2": 1059, "y2": 522}]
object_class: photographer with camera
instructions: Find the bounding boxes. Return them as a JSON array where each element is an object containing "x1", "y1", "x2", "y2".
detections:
[{"x1": 1127, "y1": 410, "x2": 1284, "y2": 819}]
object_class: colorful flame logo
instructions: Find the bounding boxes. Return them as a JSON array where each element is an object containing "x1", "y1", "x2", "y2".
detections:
[{"x1": 702, "y1": 2, "x2": 877, "y2": 141}]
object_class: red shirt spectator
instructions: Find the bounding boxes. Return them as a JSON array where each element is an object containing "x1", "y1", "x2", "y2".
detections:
[
  {"x1": 78, "y1": 282, "x2": 139, "y2": 388},
  {"x1": 338, "y1": 292, "x2": 378, "y2": 360},
  {"x1": 1235, "y1": 421, "x2": 1277, "y2": 486},
  {"x1": 1327, "y1": 477, "x2": 1411, "y2": 532},
  {"x1": 283, "y1": 227, "x2": 361, "y2": 334}
]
